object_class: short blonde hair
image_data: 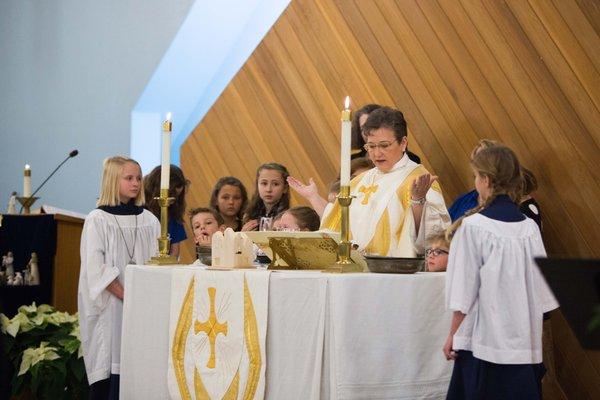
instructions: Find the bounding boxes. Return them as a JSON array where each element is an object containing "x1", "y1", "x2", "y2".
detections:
[
  {"x1": 97, "y1": 156, "x2": 145, "y2": 206},
  {"x1": 427, "y1": 232, "x2": 450, "y2": 249}
]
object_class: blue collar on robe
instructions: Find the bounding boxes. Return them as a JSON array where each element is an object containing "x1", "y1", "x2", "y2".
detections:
[{"x1": 479, "y1": 194, "x2": 525, "y2": 222}]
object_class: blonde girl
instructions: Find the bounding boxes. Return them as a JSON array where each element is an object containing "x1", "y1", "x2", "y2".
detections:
[
  {"x1": 444, "y1": 146, "x2": 557, "y2": 399},
  {"x1": 78, "y1": 156, "x2": 160, "y2": 399}
]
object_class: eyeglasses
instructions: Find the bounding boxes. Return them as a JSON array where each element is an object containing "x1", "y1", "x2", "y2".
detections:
[
  {"x1": 363, "y1": 139, "x2": 397, "y2": 152},
  {"x1": 425, "y1": 248, "x2": 449, "y2": 257}
]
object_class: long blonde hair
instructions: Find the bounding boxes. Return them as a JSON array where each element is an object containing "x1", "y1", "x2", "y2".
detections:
[
  {"x1": 446, "y1": 145, "x2": 522, "y2": 240},
  {"x1": 97, "y1": 156, "x2": 145, "y2": 206}
]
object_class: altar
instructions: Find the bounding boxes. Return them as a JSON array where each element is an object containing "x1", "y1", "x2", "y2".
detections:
[{"x1": 120, "y1": 265, "x2": 452, "y2": 399}]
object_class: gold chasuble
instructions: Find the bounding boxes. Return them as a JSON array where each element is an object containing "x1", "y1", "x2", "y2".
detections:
[{"x1": 321, "y1": 154, "x2": 450, "y2": 257}]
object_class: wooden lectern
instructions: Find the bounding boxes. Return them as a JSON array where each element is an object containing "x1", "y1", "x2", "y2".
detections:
[
  {"x1": 51, "y1": 214, "x2": 84, "y2": 313},
  {"x1": 0, "y1": 213, "x2": 83, "y2": 316}
]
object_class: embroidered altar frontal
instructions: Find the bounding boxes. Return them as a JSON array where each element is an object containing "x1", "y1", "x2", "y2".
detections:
[{"x1": 168, "y1": 269, "x2": 270, "y2": 400}]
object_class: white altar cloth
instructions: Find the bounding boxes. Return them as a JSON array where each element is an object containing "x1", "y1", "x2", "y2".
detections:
[
  {"x1": 323, "y1": 274, "x2": 452, "y2": 399},
  {"x1": 120, "y1": 266, "x2": 452, "y2": 399}
]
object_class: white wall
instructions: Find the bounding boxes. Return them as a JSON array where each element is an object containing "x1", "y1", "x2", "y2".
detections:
[
  {"x1": 0, "y1": 0, "x2": 194, "y2": 213},
  {"x1": 131, "y1": 111, "x2": 162, "y2": 174},
  {"x1": 132, "y1": 0, "x2": 291, "y2": 167}
]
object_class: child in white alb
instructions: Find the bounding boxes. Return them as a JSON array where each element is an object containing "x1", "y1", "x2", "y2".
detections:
[
  {"x1": 78, "y1": 156, "x2": 160, "y2": 399},
  {"x1": 444, "y1": 146, "x2": 558, "y2": 400}
]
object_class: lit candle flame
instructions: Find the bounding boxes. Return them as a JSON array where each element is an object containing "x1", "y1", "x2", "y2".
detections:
[
  {"x1": 344, "y1": 96, "x2": 350, "y2": 110},
  {"x1": 166, "y1": 112, "x2": 172, "y2": 121},
  {"x1": 25, "y1": 164, "x2": 31, "y2": 170}
]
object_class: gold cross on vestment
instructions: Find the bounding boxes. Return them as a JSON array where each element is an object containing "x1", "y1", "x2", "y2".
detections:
[
  {"x1": 358, "y1": 184, "x2": 379, "y2": 205},
  {"x1": 194, "y1": 287, "x2": 228, "y2": 369}
]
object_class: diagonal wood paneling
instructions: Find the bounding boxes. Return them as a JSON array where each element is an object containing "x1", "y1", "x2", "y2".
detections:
[
  {"x1": 181, "y1": 0, "x2": 599, "y2": 260},
  {"x1": 180, "y1": 3, "x2": 600, "y2": 396}
]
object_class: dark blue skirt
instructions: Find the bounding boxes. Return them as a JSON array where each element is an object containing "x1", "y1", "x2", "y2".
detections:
[
  {"x1": 446, "y1": 351, "x2": 545, "y2": 400},
  {"x1": 89, "y1": 374, "x2": 120, "y2": 400}
]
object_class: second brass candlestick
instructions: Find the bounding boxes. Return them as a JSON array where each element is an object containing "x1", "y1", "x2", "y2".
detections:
[
  {"x1": 327, "y1": 185, "x2": 362, "y2": 273},
  {"x1": 148, "y1": 188, "x2": 179, "y2": 265}
]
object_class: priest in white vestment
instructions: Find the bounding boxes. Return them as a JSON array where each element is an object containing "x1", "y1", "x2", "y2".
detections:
[{"x1": 321, "y1": 107, "x2": 450, "y2": 256}]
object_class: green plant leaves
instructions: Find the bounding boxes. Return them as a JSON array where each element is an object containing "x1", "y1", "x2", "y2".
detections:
[{"x1": 1, "y1": 303, "x2": 88, "y2": 398}]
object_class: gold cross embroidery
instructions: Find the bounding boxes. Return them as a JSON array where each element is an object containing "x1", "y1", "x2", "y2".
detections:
[
  {"x1": 194, "y1": 287, "x2": 228, "y2": 369},
  {"x1": 358, "y1": 184, "x2": 379, "y2": 205}
]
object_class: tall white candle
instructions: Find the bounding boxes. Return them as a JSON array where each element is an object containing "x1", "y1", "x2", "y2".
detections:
[
  {"x1": 23, "y1": 164, "x2": 32, "y2": 197},
  {"x1": 340, "y1": 96, "x2": 352, "y2": 186},
  {"x1": 160, "y1": 112, "x2": 172, "y2": 189}
]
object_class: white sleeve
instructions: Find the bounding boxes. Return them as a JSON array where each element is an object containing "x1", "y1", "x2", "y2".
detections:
[
  {"x1": 445, "y1": 222, "x2": 481, "y2": 313},
  {"x1": 80, "y1": 216, "x2": 120, "y2": 309},
  {"x1": 412, "y1": 187, "x2": 451, "y2": 254}
]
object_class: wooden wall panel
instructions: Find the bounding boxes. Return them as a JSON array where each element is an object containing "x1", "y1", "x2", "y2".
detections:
[
  {"x1": 180, "y1": 0, "x2": 599, "y2": 259},
  {"x1": 179, "y1": 3, "x2": 600, "y2": 395}
]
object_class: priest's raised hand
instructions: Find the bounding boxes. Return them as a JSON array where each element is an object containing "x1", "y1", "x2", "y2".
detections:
[
  {"x1": 411, "y1": 173, "x2": 439, "y2": 201},
  {"x1": 287, "y1": 176, "x2": 328, "y2": 217}
]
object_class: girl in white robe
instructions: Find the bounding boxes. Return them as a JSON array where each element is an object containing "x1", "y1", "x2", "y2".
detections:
[
  {"x1": 444, "y1": 146, "x2": 558, "y2": 399},
  {"x1": 78, "y1": 156, "x2": 160, "y2": 399}
]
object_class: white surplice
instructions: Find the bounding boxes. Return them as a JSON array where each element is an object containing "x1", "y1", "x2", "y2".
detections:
[
  {"x1": 78, "y1": 209, "x2": 159, "y2": 384},
  {"x1": 321, "y1": 154, "x2": 450, "y2": 256},
  {"x1": 446, "y1": 214, "x2": 559, "y2": 364}
]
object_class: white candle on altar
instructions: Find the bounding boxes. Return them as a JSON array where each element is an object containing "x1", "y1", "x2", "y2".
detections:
[
  {"x1": 160, "y1": 112, "x2": 172, "y2": 190},
  {"x1": 23, "y1": 164, "x2": 32, "y2": 197},
  {"x1": 340, "y1": 96, "x2": 352, "y2": 186}
]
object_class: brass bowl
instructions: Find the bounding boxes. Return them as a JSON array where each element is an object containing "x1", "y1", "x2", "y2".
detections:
[{"x1": 365, "y1": 256, "x2": 424, "y2": 274}]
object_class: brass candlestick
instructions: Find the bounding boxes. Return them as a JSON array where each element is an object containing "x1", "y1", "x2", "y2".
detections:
[
  {"x1": 328, "y1": 185, "x2": 362, "y2": 273},
  {"x1": 16, "y1": 196, "x2": 39, "y2": 215},
  {"x1": 148, "y1": 188, "x2": 179, "y2": 265}
]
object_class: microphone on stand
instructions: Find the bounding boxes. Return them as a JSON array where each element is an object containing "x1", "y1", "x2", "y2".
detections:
[{"x1": 19, "y1": 150, "x2": 79, "y2": 213}]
